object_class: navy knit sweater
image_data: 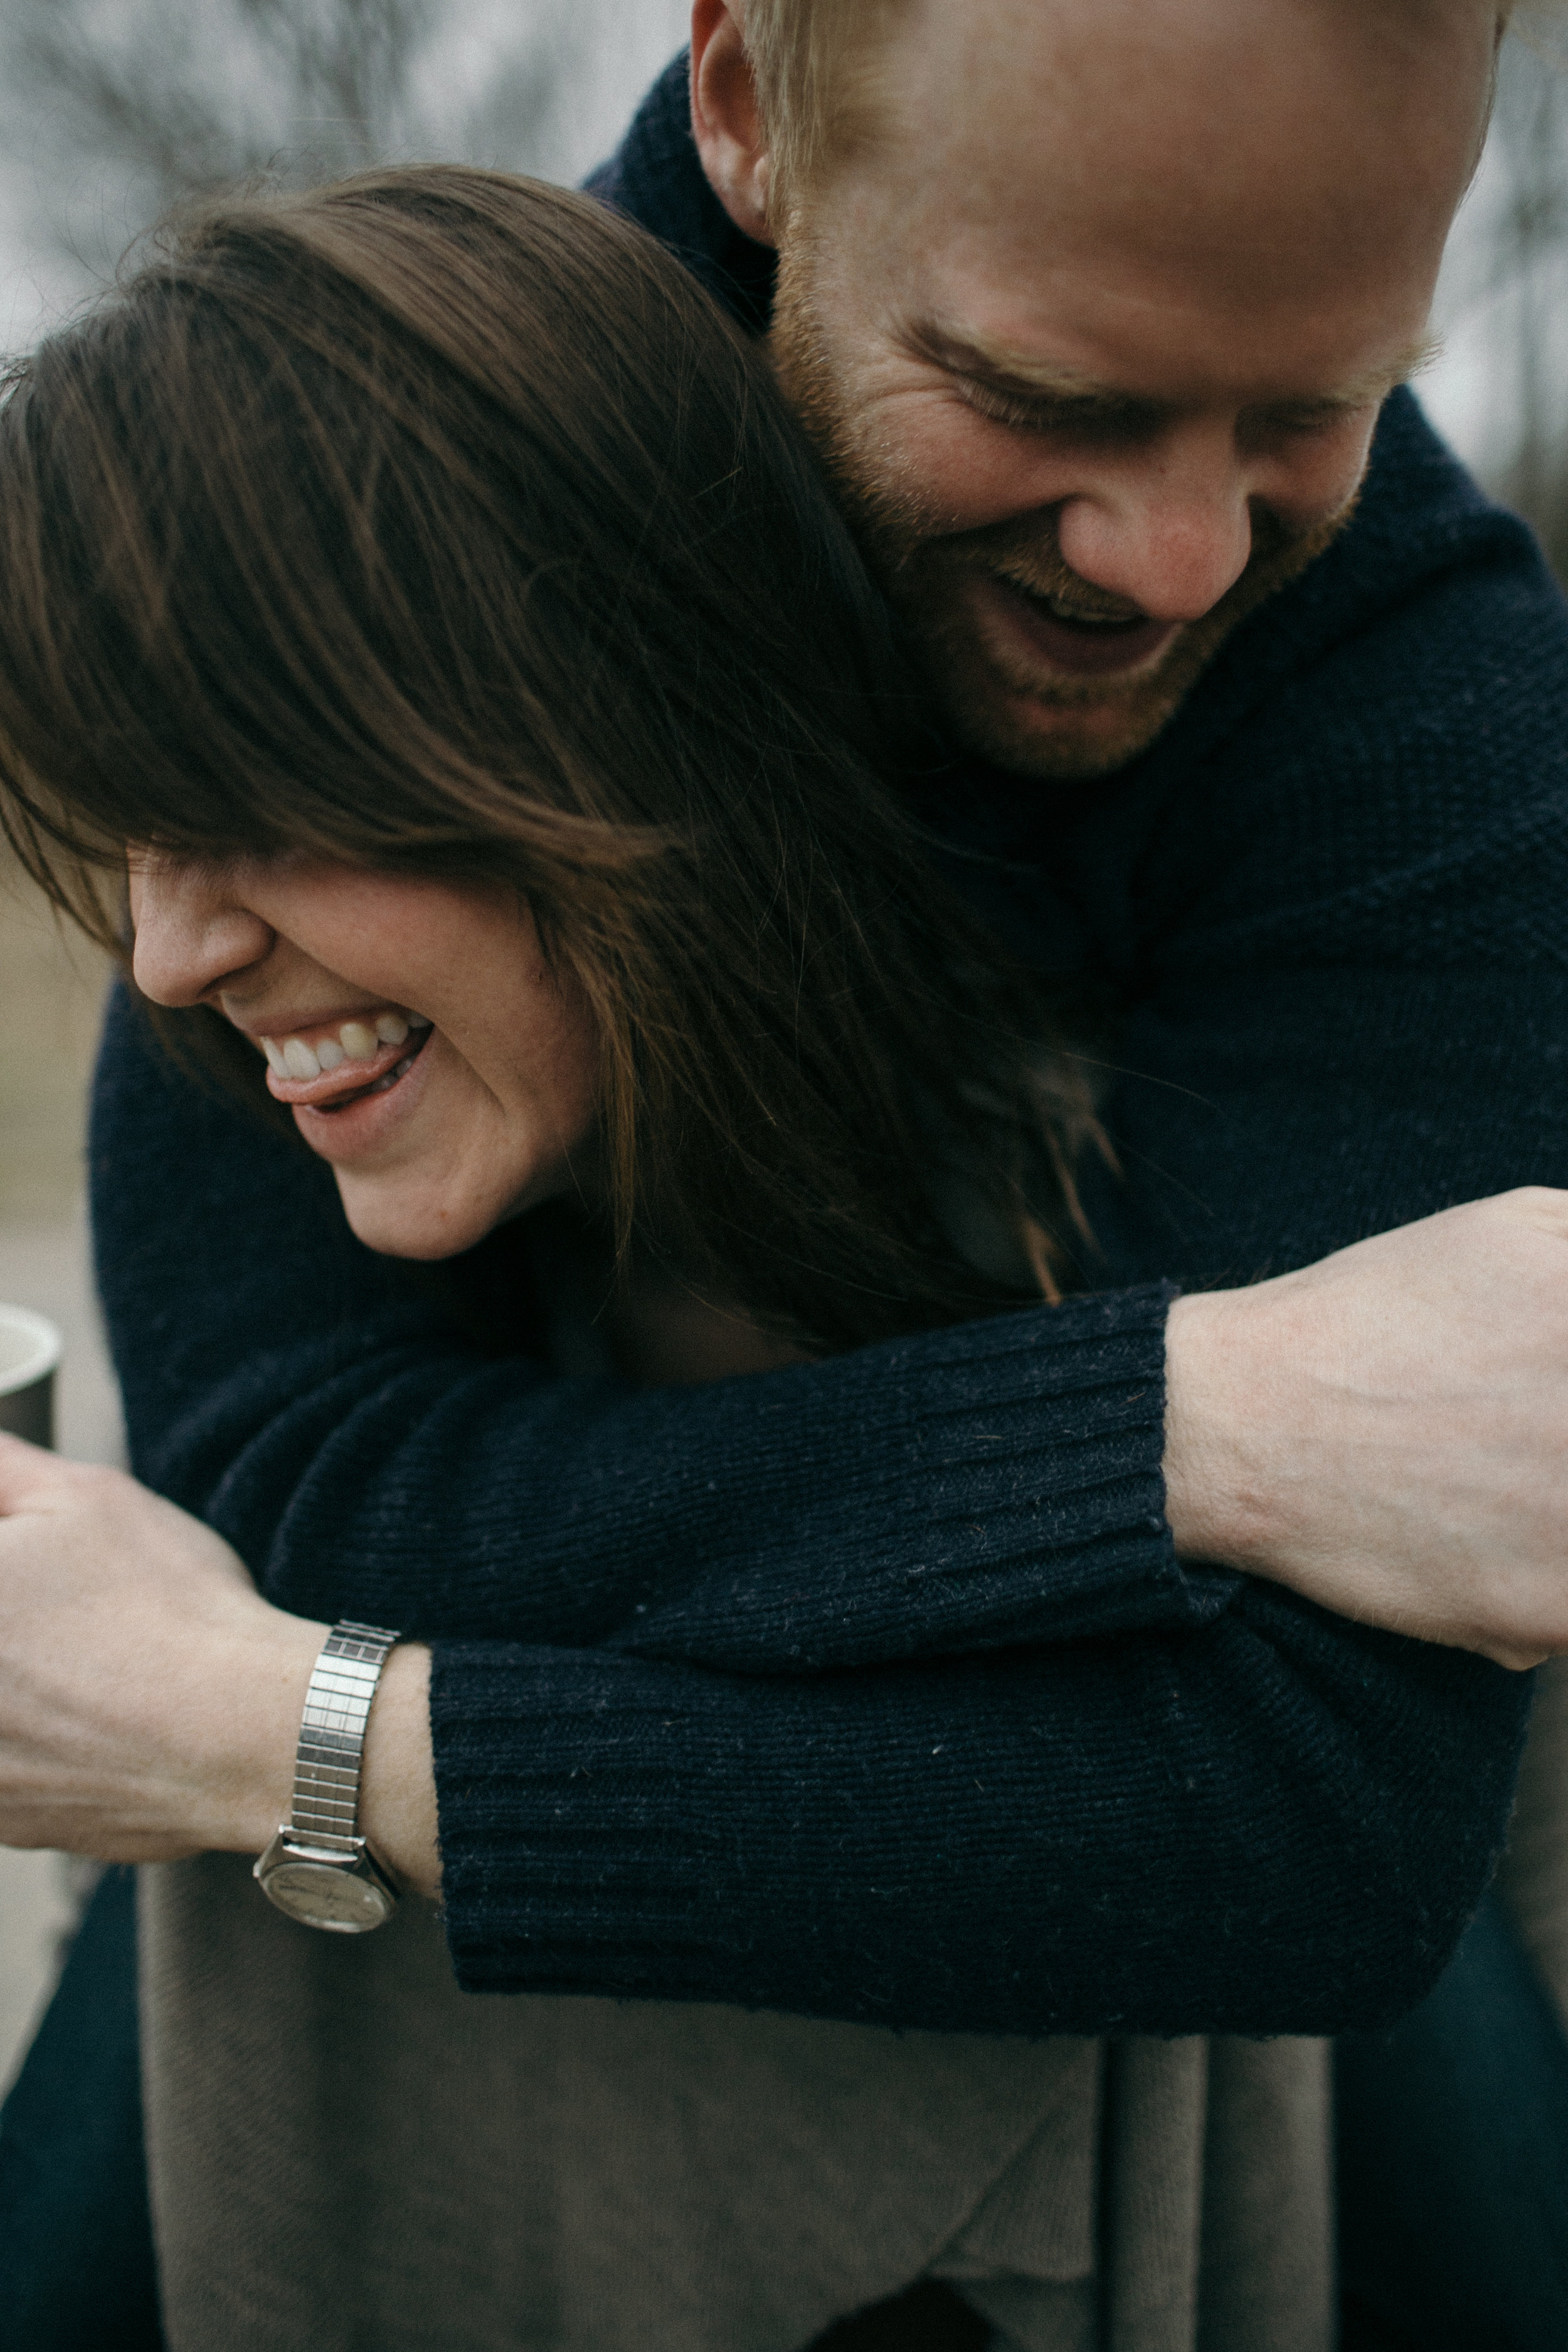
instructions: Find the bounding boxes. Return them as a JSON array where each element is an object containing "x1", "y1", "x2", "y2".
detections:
[{"x1": 90, "y1": 60, "x2": 1568, "y2": 2039}]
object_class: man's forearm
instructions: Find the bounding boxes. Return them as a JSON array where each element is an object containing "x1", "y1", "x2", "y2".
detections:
[
  {"x1": 1163, "y1": 1191, "x2": 1568, "y2": 1668},
  {"x1": 100, "y1": 996, "x2": 1210, "y2": 1671},
  {"x1": 98, "y1": 991, "x2": 1568, "y2": 1677}
]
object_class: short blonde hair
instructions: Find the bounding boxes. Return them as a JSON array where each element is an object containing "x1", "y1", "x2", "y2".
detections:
[{"x1": 737, "y1": 0, "x2": 903, "y2": 213}]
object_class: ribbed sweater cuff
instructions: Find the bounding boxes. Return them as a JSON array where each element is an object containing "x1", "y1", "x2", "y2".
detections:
[{"x1": 429, "y1": 1283, "x2": 1233, "y2": 1998}]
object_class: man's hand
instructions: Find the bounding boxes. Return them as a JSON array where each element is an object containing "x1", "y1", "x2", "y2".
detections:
[{"x1": 1165, "y1": 1188, "x2": 1568, "y2": 1668}]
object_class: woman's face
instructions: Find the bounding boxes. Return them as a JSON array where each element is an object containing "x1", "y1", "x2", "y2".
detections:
[{"x1": 127, "y1": 854, "x2": 601, "y2": 1259}]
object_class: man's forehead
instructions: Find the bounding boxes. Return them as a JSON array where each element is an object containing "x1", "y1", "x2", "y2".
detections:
[
  {"x1": 876, "y1": 0, "x2": 1500, "y2": 161},
  {"x1": 836, "y1": 0, "x2": 1498, "y2": 287}
]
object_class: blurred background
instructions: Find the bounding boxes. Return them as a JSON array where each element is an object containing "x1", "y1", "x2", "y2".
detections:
[{"x1": 0, "y1": 0, "x2": 1566, "y2": 2076}]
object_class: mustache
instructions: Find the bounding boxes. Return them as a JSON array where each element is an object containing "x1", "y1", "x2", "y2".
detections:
[
  {"x1": 964, "y1": 536, "x2": 1143, "y2": 625},
  {"x1": 924, "y1": 503, "x2": 1306, "y2": 622}
]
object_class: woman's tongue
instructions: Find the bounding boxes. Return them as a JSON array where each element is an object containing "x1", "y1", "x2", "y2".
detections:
[{"x1": 262, "y1": 1012, "x2": 431, "y2": 1107}]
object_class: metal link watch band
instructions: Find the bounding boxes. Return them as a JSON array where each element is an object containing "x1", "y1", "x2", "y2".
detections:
[{"x1": 288, "y1": 1620, "x2": 401, "y2": 1851}]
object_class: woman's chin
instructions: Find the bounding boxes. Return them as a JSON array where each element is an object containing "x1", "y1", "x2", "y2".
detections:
[
  {"x1": 329, "y1": 1158, "x2": 576, "y2": 1262},
  {"x1": 331, "y1": 1172, "x2": 506, "y2": 1263}
]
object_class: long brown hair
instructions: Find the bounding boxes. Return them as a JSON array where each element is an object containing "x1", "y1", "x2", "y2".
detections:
[{"x1": 0, "y1": 164, "x2": 1096, "y2": 1353}]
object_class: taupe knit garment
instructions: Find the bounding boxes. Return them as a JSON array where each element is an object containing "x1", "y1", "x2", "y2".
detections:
[
  {"x1": 1496, "y1": 1653, "x2": 1568, "y2": 2035},
  {"x1": 140, "y1": 1854, "x2": 1330, "y2": 2352}
]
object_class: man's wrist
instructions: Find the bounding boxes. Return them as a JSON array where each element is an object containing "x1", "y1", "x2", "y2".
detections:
[{"x1": 1163, "y1": 1288, "x2": 1282, "y2": 1571}]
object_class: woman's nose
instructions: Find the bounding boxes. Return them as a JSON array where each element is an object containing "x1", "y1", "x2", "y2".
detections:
[{"x1": 128, "y1": 860, "x2": 276, "y2": 1007}]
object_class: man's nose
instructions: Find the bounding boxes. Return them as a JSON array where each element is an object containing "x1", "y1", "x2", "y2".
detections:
[
  {"x1": 129, "y1": 861, "x2": 275, "y2": 1007},
  {"x1": 1054, "y1": 422, "x2": 1256, "y2": 623}
]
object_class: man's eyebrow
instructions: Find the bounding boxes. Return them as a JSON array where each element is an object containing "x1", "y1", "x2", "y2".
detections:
[
  {"x1": 1300, "y1": 333, "x2": 1443, "y2": 413},
  {"x1": 907, "y1": 327, "x2": 1164, "y2": 413},
  {"x1": 907, "y1": 324, "x2": 1443, "y2": 416}
]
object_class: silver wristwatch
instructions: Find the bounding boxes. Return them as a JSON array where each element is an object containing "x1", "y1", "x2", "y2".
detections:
[{"x1": 254, "y1": 1619, "x2": 403, "y2": 1933}]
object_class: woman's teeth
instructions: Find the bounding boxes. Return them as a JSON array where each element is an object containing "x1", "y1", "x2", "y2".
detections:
[{"x1": 261, "y1": 1011, "x2": 430, "y2": 1083}]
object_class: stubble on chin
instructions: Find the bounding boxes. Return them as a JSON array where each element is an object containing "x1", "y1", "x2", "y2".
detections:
[
  {"x1": 899, "y1": 507, "x2": 1352, "y2": 779},
  {"x1": 770, "y1": 241, "x2": 1357, "y2": 783}
]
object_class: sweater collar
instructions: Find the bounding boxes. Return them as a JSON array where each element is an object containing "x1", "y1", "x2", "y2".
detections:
[{"x1": 584, "y1": 50, "x2": 776, "y2": 334}]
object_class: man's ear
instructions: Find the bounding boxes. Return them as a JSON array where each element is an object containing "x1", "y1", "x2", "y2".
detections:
[{"x1": 690, "y1": 0, "x2": 776, "y2": 248}]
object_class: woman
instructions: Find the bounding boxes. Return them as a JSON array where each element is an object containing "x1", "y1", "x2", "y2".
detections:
[{"x1": 0, "y1": 165, "x2": 1558, "y2": 2350}]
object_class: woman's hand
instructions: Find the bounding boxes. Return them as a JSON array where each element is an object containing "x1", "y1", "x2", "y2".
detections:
[
  {"x1": 0, "y1": 1435, "x2": 442, "y2": 1884},
  {"x1": 1165, "y1": 1187, "x2": 1568, "y2": 1670},
  {"x1": 0, "y1": 1443, "x2": 423, "y2": 1900},
  {"x1": 0, "y1": 1433, "x2": 325, "y2": 1858},
  {"x1": 0, "y1": 1436, "x2": 443, "y2": 1884}
]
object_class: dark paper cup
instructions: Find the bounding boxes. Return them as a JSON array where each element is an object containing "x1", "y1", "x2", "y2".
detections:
[{"x1": 0, "y1": 1306, "x2": 61, "y2": 1448}]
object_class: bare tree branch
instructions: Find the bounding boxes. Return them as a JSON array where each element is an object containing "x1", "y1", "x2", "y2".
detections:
[
  {"x1": 18, "y1": 0, "x2": 438, "y2": 206},
  {"x1": 2, "y1": 0, "x2": 586, "y2": 311}
]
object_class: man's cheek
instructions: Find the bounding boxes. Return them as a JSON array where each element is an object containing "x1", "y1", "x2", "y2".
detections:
[
  {"x1": 1251, "y1": 415, "x2": 1380, "y2": 537},
  {"x1": 867, "y1": 399, "x2": 1083, "y2": 535}
]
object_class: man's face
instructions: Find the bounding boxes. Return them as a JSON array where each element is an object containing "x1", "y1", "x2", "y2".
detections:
[{"x1": 766, "y1": 0, "x2": 1496, "y2": 779}]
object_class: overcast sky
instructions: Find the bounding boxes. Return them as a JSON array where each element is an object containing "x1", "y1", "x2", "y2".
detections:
[
  {"x1": 1421, "y1": 125, "x2": 1551, "y2": 482},
  {"x1": 0, "y1": 0, "x2": 689, "y2": 351}
]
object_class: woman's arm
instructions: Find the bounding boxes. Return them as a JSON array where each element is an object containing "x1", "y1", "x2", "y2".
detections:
[
  {"x1": 0, "y1": 1429, "x2": 1521, "y2": 2037},
  {"x1": 66, "y1": 994, "x2": 1545, "y2": 2037},
  {"x1": 423, "y1": 1601, "x2": 1518, "y2": 2036}
]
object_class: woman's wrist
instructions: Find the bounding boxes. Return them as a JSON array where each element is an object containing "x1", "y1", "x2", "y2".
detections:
[
  {"x1": 216, "y1": 1614, "x2": 440, "y2": 1896},
  {"x1": 360, "y1": 1641, "x2": 441, "y2": 1897},
  {"x1": 199, "y1": 1607, "x2": 330, "y2": 1856},
  {"x1": 0, "y1": 1442, "x2": 447, "y2": 1868}
]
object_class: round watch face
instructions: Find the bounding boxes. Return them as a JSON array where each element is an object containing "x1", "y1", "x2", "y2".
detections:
[{"x1": 260, "y1": 1858, "x2": 396, "y2": 1934}]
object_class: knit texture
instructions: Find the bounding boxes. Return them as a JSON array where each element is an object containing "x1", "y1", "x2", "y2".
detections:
[{"x1": 90, "y1": 58, "x2": 1564, "y2": 2037}]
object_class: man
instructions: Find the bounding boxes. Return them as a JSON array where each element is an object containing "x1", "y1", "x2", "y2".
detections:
[
  {"x1": 6, "y1": 1, "x2": 1568, "y2": 2345},
  {"x1": 582, "y1": 0, "x2": 1568, "y2": 1667},
  {"x1": 694, "y1": 0, "x2": 1462, "y2": 781},
  {"x1": 633, "y1": 0, "x2": 1568, "y2": 1657}
]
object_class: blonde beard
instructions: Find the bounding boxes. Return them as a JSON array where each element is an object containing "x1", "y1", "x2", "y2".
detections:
[{"x1": 770, "y1": 235, "x2": 1357, "y2": 781}]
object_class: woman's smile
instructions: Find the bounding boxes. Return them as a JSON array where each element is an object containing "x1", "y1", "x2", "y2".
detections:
[
  {"x1": 250, "y1": 1004, "x2": 439, "y2": 1152},
  {"x1": 129, "y1": 857, "x2": 602, "y2": 1261},
  {"x1": 277, "y1": 1018, "x2": 443, "y2": 1171},
  {"x1": 258, "y1": 1007, "x2": 433, "y2": 1099}
]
